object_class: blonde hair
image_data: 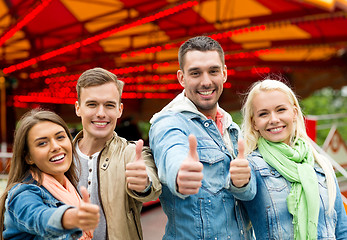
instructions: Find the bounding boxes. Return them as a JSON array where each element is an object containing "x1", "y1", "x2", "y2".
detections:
[{"x1": 241, "y1": 79, "x2": 336, "y2": 212}]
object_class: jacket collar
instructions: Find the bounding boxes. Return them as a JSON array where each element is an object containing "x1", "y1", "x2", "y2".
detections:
[
  {"x1": 73, "y1": 130, "x2": 117, "y2": 153},
  {"x1": 150, "y1": 90, "x2": 236, "y2": 132}
]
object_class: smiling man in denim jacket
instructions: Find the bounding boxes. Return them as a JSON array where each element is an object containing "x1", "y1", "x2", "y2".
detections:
[{"x1": 149, "y1": 36, "x2": 256, "y2": 240}]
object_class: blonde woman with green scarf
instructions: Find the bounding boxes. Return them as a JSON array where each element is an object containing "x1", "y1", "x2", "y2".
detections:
[{"x1": 240, "y1": 79, "x2": 347, "y2": 239}]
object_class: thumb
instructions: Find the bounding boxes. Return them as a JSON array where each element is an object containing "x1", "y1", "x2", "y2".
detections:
[
  {"x1": 237, "y1": 139, "x2": 245, "y2": 159},
  {"x1": 187, "y1": 134, "x2": 199, "y2": 161},
  {"x1": 80, "y1": 186, "x2": 90, "y2": 203},
  {"x1": 135, "y1": 139, "x2": 144, "y2": 161}
]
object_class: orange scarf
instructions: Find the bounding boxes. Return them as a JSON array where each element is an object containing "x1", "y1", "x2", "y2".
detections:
[{"x1": 32, "y1": 172, "x2": 93, "y2": 239}]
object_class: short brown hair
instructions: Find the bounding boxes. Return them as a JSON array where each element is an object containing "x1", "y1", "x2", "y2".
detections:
[
  {"x1": 76, "y1": 67, "x2": 124, "y2": 103},
  {"x1": 178, "y1": 36, "x2": 225, "y2": 71}
]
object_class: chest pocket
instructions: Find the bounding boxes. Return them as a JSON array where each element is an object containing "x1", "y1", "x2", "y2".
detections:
[
  {"x1": 315, "y1": 167, "x2": 329, "y2": 211},
  {"x1": 259, "y1": 167, "x2": 289, "y2": 192},
  {"x1": 198, "y1": 146, "x2": 228, "y2": 194},
  {"x1": 315, "y1": 167, "x2": 328, "y2": 189},
  {"x1": 315, "y1": 167, "x2": 338, "y2": 238}
]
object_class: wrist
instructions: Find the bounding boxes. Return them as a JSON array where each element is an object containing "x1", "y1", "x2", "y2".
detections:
[
  {"x1": 62, "y1": 207, "x2": 78, "y2": 229},
  {"x1": 141, "y1": 180, "x2": 152, "y2": 193}
]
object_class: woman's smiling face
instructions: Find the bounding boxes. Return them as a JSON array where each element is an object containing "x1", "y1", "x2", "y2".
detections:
[
  {"x1": 26, "y1": 121, "x2": 72, "y2": 185},
  {"x1": 252, "y1": 90, "x2": 297, "y2": 145}
]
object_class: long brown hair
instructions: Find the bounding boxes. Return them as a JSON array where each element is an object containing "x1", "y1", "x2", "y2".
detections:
[{"x1": 0, "y1": 109, "x2": 79, "y2": 237}]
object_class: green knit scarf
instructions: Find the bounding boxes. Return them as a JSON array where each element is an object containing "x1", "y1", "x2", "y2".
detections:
[{"x1": 258, "y1": 137, "x2": 319, "y2": 240}]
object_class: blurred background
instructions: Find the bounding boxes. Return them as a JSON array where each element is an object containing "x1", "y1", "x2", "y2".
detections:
[
  {"x1": 1, "y1": 0, "x2": 347, "y2": 143},
  {"x1": 1, "y1": 1, "x2": 347, "y2": 238}
]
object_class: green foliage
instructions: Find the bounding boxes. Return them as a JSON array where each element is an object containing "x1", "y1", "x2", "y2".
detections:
[
  {"x1": 230, "y1": 110, "x2": 242, "y2": 127},
  {"x1": 138, "y1": 120, "x2": 151, "y2": 141},
  {"x1": 300, "y1": 87, "x2": 347, "y2": 146}
]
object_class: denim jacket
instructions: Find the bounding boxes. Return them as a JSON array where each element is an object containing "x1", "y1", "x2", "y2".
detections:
[
  {"x1": 149, "y1": 94, "x2": 256, "y2": 240},
  {"x1": 242, "y1": 150, "x2": 347, "y2": 239},
  {"x1": 3, "y1": 180, "x2": 82, "y2": 240}
]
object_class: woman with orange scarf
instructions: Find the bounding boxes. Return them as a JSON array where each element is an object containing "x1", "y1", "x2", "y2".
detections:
[{"x1": 0, "y1": 110, "x2": 99, "y2": 239}]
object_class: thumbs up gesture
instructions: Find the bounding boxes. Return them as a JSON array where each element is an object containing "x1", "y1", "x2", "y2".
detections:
[
  {"x1": 176, "y1": 135, "x2": 203, "y2": 195},
  {"x1": 229, "y1": 139, "x2": 251, "y2": 188},
  {"x1": 76, "y1": 186, "x2": 100, "y2": 231},
  {"x1": 126, "y1": 139, "x2": 150, "y2": 192}
]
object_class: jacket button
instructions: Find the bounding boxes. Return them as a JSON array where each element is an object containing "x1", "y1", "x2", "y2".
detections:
[
  {"x1": 204, "y1": 122, "x2": 209, "y2": 127},
  {"x1": 105, "y1": 158, "x2": 109, "y2": 162},
  {"x1": 103, "y1": 163, "x2": 107, "y2": 167}
]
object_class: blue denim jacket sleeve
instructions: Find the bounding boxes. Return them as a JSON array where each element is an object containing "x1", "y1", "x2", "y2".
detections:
[
  {"x1": 225, "y1": 166, "x2": 256, "y2": 201},
  {"x1": 333, "y1": 179, "x2": 347, "y2": 239},
  {"x1": 149, "y1": 112, "x2": 190, "y2": 199},
  {"x1": 5, "y1": 183, "x2": 82, "y2": 238}
]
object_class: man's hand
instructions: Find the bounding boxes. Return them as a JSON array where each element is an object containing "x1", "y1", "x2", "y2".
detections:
[
  {"x1": 176, "y1": 135, "x2": 203, "y2": 195},
  {"x1": 126, "y1": 139, "x2": 150, "y2": 192},
  {"x1": 229, "y1": 139, "x2": 251, "y2": 188}
]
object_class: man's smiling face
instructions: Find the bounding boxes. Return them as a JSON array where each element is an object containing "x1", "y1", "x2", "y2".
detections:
[
  {"x1": 177, "y1": 50, "x2": 227, "y2": 117},
  {"x1": 75, "y1": 82, "x2": 123, "y2": 143}
]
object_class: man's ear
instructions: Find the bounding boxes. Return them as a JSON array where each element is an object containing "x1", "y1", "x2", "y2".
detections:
[
  {"x1": 223, "y1": 65, "x2": 227, "y2": 83},
  {"x1": 118, "y1": 103, "x2": 124, "y2": 118},
  {"x1": 75, "y1": 101, "x2": 81, "y2": 117},
  {"x1": 177, "y1": 70, "x2": 185, "y2": 87}
]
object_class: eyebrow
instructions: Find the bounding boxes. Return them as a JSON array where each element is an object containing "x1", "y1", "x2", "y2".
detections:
[
  {"x1": 187, "y1": 65, "x2": 221, "y2": 72},
  {"x1": 33, "y1": 130, "x2": 65, "y2": 142},
  {"x1": 255, "y1": 109, "x2": 267, "y2": 114},
  {"x1": 105, "y1": 101, "x2": 117, "y2": 105},
  {"x1": 187, "y1": 67, "x2": 200, "y2": 73},
  {"x1": 256, "y1": 104, "x2": 287, "y2": 113},
  {"x1": 85, "y1": 100, "x2": 117, "y2": 105}
]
